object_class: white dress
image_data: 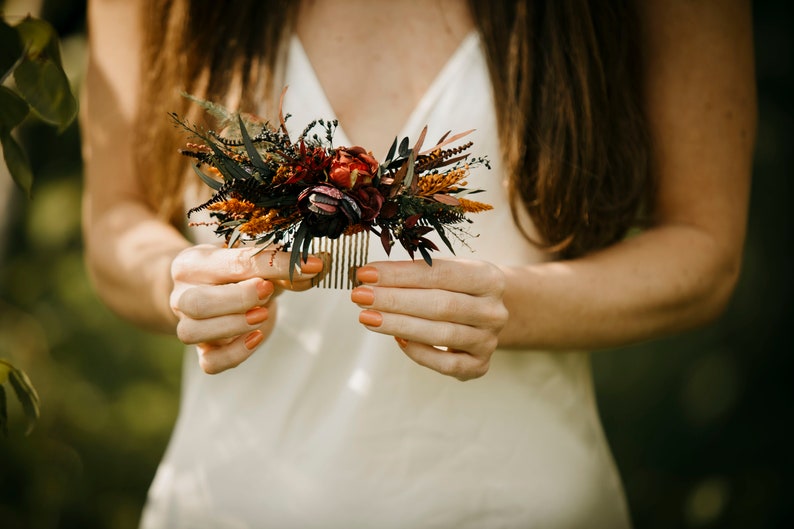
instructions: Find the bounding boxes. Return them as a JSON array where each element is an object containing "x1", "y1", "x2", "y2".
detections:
[{"x1": 140, "y1": 33, "x2": 632, "y2": 529}]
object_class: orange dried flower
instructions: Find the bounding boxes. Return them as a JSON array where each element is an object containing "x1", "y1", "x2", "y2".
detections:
[{"x1": 458, "y1": 198, "x2": 493, "y2": 213}]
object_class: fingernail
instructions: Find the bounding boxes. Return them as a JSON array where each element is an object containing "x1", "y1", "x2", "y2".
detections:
[
  {"x1": 356, "y1": 266, "x2": 378, "y2": 284},
  {"x1": 256, "y1": 280, "x2": 274, "y2": 300},
  {"x1": 300, "y1": 256, "x2": 324, "y2": 274},
  {"x1": 395, "y1": 337, "x2": 408, "y2": 347},
  {"x1": 351, "y1": 286, "x2": 375, "y2": 306},
  {"x1": 245, "y1": 330, "x2": 264, "y2": 350},
  {"x1": 245, "y1": 306, "x2": 269, "y2": 325},
  {"x1": 359, "y1": 309, "x2": 383, "y2": 327}
]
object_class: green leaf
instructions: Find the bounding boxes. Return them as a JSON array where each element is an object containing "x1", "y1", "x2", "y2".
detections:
[
  {"x1": 192, "y1": 164, "x2": 223, "y2": 190},
  {"x1": 418, "y1": 245, "x2": 433, "y2": 267},
  {"x1": 238, "y1": 115, "x2": 266, "y2": 171},
  {"x1": 14, "y1": 56, "x2": 78, "y2": 132},
  {"x1": 289, "y1": 222, "x2": 309, "y2": 283},
  {"x1": 1, "y1": 131, "x2": 34, "y2": 197},
  {"x1": 227, "y1": 226, "x2": 242, "y2": 249},
  {"x1": 0, "y1": 18, "x2": 23, "y2": 82},
  {"x1": 0, "y1": 359, "x2": 11, "y2": 384},
  {"x1": 0, "y1": 86, "x2": 30, "y2": 133},
  {"x1": 8, "y1": 366, "x2": 40, "y2": 436},
  {"x1": 402, "y1": 149, "x2": 417, "y2": 190},
  {"x1": 14, "y1": 16, "x2": 62, "y2": 66},
  {"x1": 0, "y1": 385, "x2": 7, "y2": 438}
]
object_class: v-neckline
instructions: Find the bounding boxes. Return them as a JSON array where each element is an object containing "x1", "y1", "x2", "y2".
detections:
[{"x1": 290, "y1": 31, "x2": 479, "y2": 154}]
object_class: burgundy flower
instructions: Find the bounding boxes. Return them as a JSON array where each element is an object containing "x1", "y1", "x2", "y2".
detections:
[
  {"x1": 328, "y1": 146, "x2": 379, "y2": 189},
  {"x1": 297, "y1": 184, "x2": 362, "y2": 238},
  {"x1": 283, "y1": 145, "x2": 331, "y2": 185},
  {"x1": 352, "y1": 186, "x2": 384, "y2": 222}
]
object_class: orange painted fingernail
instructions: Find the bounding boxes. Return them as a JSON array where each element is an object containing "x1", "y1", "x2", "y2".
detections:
[
  {"x1": 351, "y1": 286, "x2": 375, "y2": 306},
  {"x1": 244, "y1": 330, "x2": 264, "y2": 350},
  {"x1": 395, "y1": 337, "x2": 408, "y2": 347},
  {"x1": 245, "y1": 306, "x2": 269, "y2": 325},
  {"x1": 359, "y1": 309, "x2": 383, "y2": 327},
  {"x1": 300, "y1": 256, "x2": 324, "y2": 274},
  {"x1": 356, "y1": 266, "x2": 378, "y2": 284},
  {"x1": 256, "y1": 280, "x2": 274, "y2": 300}
]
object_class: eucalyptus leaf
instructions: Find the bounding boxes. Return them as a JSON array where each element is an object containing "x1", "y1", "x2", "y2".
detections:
[
  {"x1": 398, "y1": 137, "x2": 409, "y2": 157},
  {"x1": 238, "y1": 115, "x2": 266, "y2": 171},
  {"x1": 1, "y1": 131, "x2": 33, "y2": 197},
  {"x1": 14, "y1": 16, "x2": 62, "y2": 66},
  {"x1": 0, "y1": 18, "x2": 23, "y2": 82},
  {"x1": 289, "y1": 222, "x2": 309, "y2": 283},
  {"x1": 428, "y1": 218, "x2": 456, "y2": 254},
  {"x1": 192, "y1": 164, "x2": 223, "y2": 190},
  {"x1": 205, "y1": 139, "x2": 252, "y2": 181},
  {"x1": 402, "y1": 149, "x2": 417, "y2": 190},
  {"x1": 14, "y1": 56, "x2": 78, "y2": 131},
  {"x1": 8, "y1": 366, "x2": 40, "y2": 435},
  {"x1": 385, "y1": 136, "x2": 398, "y2": 163},
  {"x1": 0, "y1": 86, "x2": 30, "y2": 133},
  {"x1": 0, "y1": 359, "x2": 11, "y2": 384},
  {"x1": 228, "y1": 226, "x2": 242, "y2": 249},
  {"x1": 418, "y1": 245, "x2": 433, "y2": 267}
]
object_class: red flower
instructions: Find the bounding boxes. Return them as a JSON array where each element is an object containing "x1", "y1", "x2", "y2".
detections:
[
  {"x1": 352, "y1": 186, "x2": 384, "y2": 222},
  {"x1": 283, "y1": 145, "x2": 331, "y2": 185},
  {"x1": 328, "y1": 146, "x2": 379, "y2": 189}
]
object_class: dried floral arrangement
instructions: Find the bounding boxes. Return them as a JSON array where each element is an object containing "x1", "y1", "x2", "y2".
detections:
[{"x1": 172, "y1": 93, "x2": 492, "y2": 287}]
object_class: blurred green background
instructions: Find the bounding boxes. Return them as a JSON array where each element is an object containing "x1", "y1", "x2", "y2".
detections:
[{"x1": 0, "y1": 1, "x2": 791, "y2": 528}]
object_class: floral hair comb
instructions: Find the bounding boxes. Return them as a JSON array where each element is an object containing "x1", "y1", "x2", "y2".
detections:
[{"x1": 172, "y1": 91, "x2": 492, "y2": 289}]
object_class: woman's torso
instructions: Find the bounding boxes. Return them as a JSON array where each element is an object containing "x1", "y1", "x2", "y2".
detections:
[{"x1": 141, "y1": 14, "x2": 631, "y2": 529}]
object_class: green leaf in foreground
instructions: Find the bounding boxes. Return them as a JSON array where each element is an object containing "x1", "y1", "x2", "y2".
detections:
[
  {"x1": 14, "y1": 56, "x2": 78, "y2": 132},
  {"x1": 0, "y1": 359, "x2": 39, "y2": 436},
  {"x1": 0, "y1": 86, "x2": 30, "y2": 132},
  {"x1": 0, "y1": 18, "x2": 23, "y2": 82},
  {"x1": 14, "y1": 16, "x2": 63, "y2": 66},
  {"x1": 0, "y1": 131, "x2": 34, "y2": 197}
]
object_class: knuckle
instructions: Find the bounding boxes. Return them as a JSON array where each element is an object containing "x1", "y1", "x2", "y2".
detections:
[
  {"x1": 485, "y1": 265, "x2": 506, "y2": 295},
  {"x1": 176, "y1": 320, "x2": 199, "y2": 345},
  {"x1": 441, "y1": 353, "x2": 466, "y2": 378},
  {"x1": 177, "y1": 288, "x2": 201, "y2": 317},
  {"x1": 435, "y1": 324, "x2": 458, "y2": 346},
  {"x1": 489, "y1": 303, "x2": 509, "y2": 330},
  {"x1": 227, "y1": 252, "x2": 253, "y2": 281},
  {"x1": 198, "y1": 355, "x2": 222, "y2": 375},
  {"x1": 435, "y1": 294, "x2": 461, "y2": 320},
  {"x1": 469, "y1": 360, "x2": 490, "y2": 380}
]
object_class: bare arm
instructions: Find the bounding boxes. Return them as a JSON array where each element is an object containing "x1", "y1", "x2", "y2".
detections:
[
  {"x1": 497, "y1": 0, "x2": 756, "y2": 350},
  {"x1": 81, "y1": 0, "x2": 187, "y2": 333},
  {"x1": 353, "y1": 0, "x2": 755, "y2": 378},
  {"x1": 82, "y1": 0, "x2": 322, "y2": 373}
]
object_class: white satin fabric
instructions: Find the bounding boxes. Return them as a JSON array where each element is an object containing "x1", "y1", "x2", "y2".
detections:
[{"x1": 140, "y1": 32, "x2": 632, "y2": 529}]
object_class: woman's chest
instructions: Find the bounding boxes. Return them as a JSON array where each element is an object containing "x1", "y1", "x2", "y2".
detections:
[{"x1": 295, "y1": 0, "x2": 473, "y2": 154}]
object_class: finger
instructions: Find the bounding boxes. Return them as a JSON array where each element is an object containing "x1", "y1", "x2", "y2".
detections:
[
  {"x1": 351, "y1": 286, "x2": 506, "y2": 328},
  {"x1": 357, "y1": 309, "x2": 497, "y2": 357},
  {"x1": 356, "y1": 259, "x2": 504, "y2": 297},
  {"x1": 175, "y1": 278, "x2": 274, "y2": 319},
  {"x1": 272, "y1": 277, "x2": 317, "y2": 292},
  {"x1": 177, "y1": 304, "x2": 271, "y2": 345},
  {"x1": 197, "y1": 330, "x2": 265, "y2": 374},
  {"x1": 394, "y1": 338, "x2": 490, "y2": 381},
  {"x1": 172, "y1": 244, "x2": 324, "y2": 284}
]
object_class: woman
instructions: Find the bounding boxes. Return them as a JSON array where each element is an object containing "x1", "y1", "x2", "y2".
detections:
[{"x1": 82, "y1": 0, "x2": 755, "y2": 527}]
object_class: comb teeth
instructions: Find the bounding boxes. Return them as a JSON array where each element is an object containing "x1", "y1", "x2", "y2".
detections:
[{"x1": 311, "y1": 231, "x2": 370, "y2": 289}]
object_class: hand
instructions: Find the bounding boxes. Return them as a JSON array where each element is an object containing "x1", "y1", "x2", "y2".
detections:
[
  {"x1": 351, "y1": 259, "x2": 508, "y2": 381},
  {"x1": 170, "y1": 244, "x2": 323, "y2": 373}
]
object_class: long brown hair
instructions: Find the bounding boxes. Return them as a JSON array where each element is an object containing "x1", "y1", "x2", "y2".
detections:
[{"x1": 135, "y1": 0, "x2": 651, "y2": 259}]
